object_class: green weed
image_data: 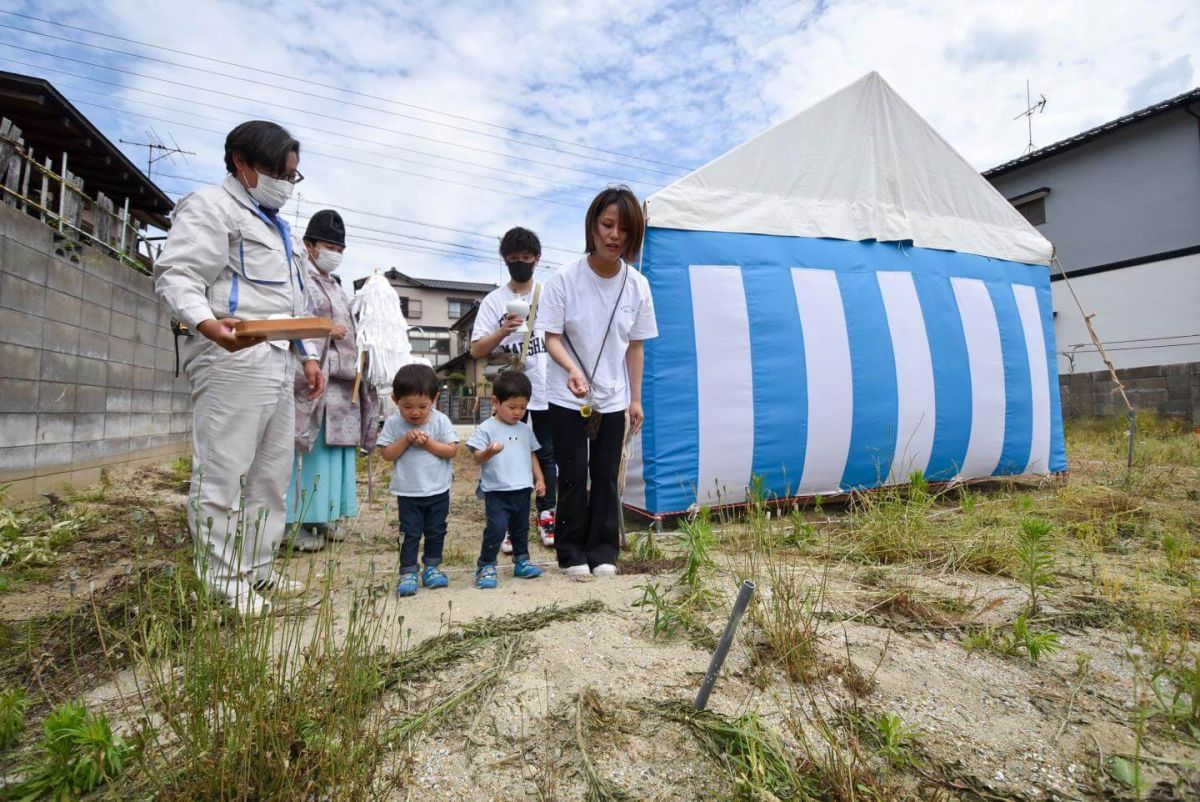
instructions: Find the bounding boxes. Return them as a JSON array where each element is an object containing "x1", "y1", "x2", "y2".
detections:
[
  {"x1": 964, "y1": 614, "x2": 1061, "y2": 665},
  {"x1": 3, "y1": 699, "x2": 131, "y2": 799},
  {"x1": 845, "y1": 710, "x2": 922, "y2": 768},
  {"x1": 658, "y1": 702, "x2": 816, "y2": 800},
  {"x1": 1014, "y1": 518, "x2": 1054, "y2": 613},
  {"x1": 0, "y1": 687, "x2": 28, "y2": 749}
]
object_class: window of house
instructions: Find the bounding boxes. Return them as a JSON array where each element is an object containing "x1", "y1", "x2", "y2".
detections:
[
  {"x1": 399, "y1": 297, "x2": 422, "y2": 319},
  {"x1": 447, "y1": 297, "x2": 475, "y2": 320},
  {"x1": 1015, "y1": 196, "x2": 1046, "y2": 226},
  {"x1": 411, "y1": 337, "x2": 450, "y2": 355},
  {"x1": 1008, "y1": 188, "x2": 1049, "y2": 227}
]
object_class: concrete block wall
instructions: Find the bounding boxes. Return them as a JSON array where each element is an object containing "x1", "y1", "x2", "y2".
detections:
[
  {"x1": 1059, "y1": 361, "x2": 1200, "y2": 424},
  {"x1": 0, "y1": 204, "x2": 191, "y2": 500}
]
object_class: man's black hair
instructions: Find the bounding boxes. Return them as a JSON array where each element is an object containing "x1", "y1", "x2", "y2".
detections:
[
  {"x1": 392, "y1": 364, "x2": 439, "y2": 400},
  {"x1": 224, "y1": 120, "x2": 300, "y2": 176},
  {"x1": 492, "y1": 370, "x2": 532, "y2": 402},
  {"x1": 499, "y1": 227, "x2": 541, "y2": 258}
]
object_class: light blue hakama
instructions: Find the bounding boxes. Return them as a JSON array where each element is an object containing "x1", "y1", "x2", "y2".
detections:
[{"x1": 286, "y1": 421, "x2": 358, "y2": 525}]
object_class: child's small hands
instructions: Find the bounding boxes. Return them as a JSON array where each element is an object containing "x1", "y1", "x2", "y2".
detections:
[
  {"x1": 535, "y1": 479, "x2": 546, "y2": 497},
  {"x1": 405, "y1": 429, "x2": 422, "y2": 444},
  {"x1": 488, "y1": 442, "x2": 504, "y2": 455}
]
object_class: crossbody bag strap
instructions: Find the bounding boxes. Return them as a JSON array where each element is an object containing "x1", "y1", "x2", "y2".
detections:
[{"x1": 515, "y1": 282, "x2": 542, "y2": 369}]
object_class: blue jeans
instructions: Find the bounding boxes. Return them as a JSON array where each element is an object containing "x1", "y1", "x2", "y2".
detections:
[
  {"x1": 397, "y1": 491, "x2": 449, "y2": 574},
  {"x1": 479, "y1": 489, "x2": 531, "y2": 567}
]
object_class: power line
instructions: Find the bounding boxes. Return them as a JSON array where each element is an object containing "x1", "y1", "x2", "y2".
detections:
[
  {"x1": 0, "y1": 44, "x2": 667, "y2": 189},
  {"x1": 69, "y1": 97, "x2": 582, "y2": 208},
  {"x1": 0, "y1": 19, "x2": 688, "y2": 177},
  {"x1": 0, "y1": 54, "x2": 657, "y2": 189},
  {"x1": 0, "y1": 9, "x2": 689, "y2": 172},
  {"x1": 55, "y1": 80, "x2": 599, "y2": 196},
  {"x1": 152, "y1": 173, "x2": 565, "y2": 266},
  {"x1": 153, "y1": 170, "x2": 580, "y2": 256}
]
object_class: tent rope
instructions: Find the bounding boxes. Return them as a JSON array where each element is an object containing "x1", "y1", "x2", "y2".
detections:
[{"x1": 1052, "y1": 254, "x2": 1138, "y2": 470}]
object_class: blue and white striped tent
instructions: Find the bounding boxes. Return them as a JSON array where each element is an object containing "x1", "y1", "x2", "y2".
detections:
[{"x1": 624, "y1": 72, "x2": 1067, "y2": 517}]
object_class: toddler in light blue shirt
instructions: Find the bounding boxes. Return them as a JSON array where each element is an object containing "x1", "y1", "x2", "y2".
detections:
[
  {"x1": 467, "y1": 372, "x2": 545, "y2": 589},
  {"x1": 377, "y1": 365, "x2": 460, "y2": 597}
]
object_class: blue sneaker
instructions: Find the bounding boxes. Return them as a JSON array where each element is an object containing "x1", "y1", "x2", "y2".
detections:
[
  {"x1": 395, "y1": 572, "x2": 418, "y2": 597},
  {"x1": 475, "y1": 564, "x2": 498, "y2": 590},
  {"x1": 513, "y1": 559, "x2": 543, "y2": 579},
  {"x1": 421, "y1": 565, "x2": 449, "y2": 589}
]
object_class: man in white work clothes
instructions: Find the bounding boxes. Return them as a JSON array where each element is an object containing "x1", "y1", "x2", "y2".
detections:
[{"x1": 156, "y1": 121, "x2": 325, "y2": 616}]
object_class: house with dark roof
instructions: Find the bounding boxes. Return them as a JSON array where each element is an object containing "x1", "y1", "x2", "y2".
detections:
[
  {"x1": 0, "y1": 70, "x2": 174, "y2": 259},
  {"x1": 985, "y1": 87, "x2": 1200, "y2": 422},
  {"x1": 353, "y1": 268, "x2": 495, "y2": 367}
]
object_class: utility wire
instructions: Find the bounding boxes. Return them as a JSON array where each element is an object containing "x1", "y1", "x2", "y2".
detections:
[
  {"x1": 0, "y1": 43, "x2": 665, "y2": 188},
  {"x1": 0, "y1": 21, "x2": 687, "y2": 177},
  {"x1": 0, "y1": 9, "x2": 689, "y2": 172},
  {"x1": 0, "y1": 55, "x2": 657, "y2": 189},
  {"x1": 70, "y1": 98, "x2": 581, "y2": 208},
  {"x1": 152, "y1": 174, "x2": 565, "y2": 266},
  {"x1": 153, "y1": 169, "x2": 580, "y2": 256},
  {"x1": 50, "y1": 80, "x2": 598, "y2": 195}
]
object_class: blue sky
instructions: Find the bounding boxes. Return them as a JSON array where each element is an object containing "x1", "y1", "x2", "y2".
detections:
[{"x1": 2, "y1": 0, "x2": 1196, "y2": 286}]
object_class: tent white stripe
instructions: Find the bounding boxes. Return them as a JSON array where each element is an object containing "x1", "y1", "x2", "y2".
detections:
[
  {"x1": 1013, "y1": 284, "x2": 1051, "y2": 474},
  {"x1": 792, "y1": 268, "x2": 853, "y2": 494},
  {"x1": 690, "y1": 266, "x2": 754, "y2": 504},
  {"x1": 877, "y1": 271, "x2": 936, "y2": 484},
  {"x1": 952, "y1": 277, "x2": 1006, "y2": 478}
]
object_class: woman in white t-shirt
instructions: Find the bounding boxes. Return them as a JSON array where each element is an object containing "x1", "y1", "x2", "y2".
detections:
[{"x1": 539, "y1": 187, "x2": 658, "y2": 577}]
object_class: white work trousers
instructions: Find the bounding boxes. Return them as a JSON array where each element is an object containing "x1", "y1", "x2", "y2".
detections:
[{"x1": 185, "y1": 342, "x2": 294, "y2": 597}]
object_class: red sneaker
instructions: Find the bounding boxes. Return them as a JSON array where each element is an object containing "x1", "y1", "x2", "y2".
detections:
[{"x1": 537, "y1": 511, "x2": 556, "y2": 547}]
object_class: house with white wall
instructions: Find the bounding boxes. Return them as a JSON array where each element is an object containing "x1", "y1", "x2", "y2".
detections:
[{"x1": 985, "y1": 87, "x2": 1200, "y2": 422}]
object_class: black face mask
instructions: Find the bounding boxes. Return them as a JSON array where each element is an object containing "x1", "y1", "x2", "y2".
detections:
[{"x1": 506, "y1": 260, "x2": 535, "y2": 283}]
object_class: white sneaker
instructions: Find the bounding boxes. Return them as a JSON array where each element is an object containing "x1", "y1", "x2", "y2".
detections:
[
  {"x1": 282, "y1": 527, "x2": 326, "y2": 553},
  {"x1": 591, "y1": 564, "x2": 618, "y2": 577},
  {"x1": 322, "y1": 524, "x2": 348, "y2": 543},
  {"x1": 253, "y1": 572, "x2": 306, "y2": 600},
  {"x1": 563, "y1": 564, "x2": 590, "y2": 577},
  {"x1": 229, "y1": 588, "x2": 271, "y2": 618},
  {"x1": 501, "y1": 534, "x2": 513, "y2": 554}
]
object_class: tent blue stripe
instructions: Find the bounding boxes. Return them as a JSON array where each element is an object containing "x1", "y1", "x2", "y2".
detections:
[
  {"x1": 987, "y1": 282, "x2": 1033, "y2": 475},
  {"x1": 1036, "y1": 282, "x2": 1069, "y2": 472},
  {"x1": 838, "y1": 271, "x2": 898, "y2": 489},
  {"x1": 636, "y1": 228, "x2": 1068, "y2": 514},
  {"x1": 640, "y1": 228, "x2": 700, "y2": 513},
  {"x1": 913, "y1": 274, "x2": 972, "y2": 481},
  {"x1": 743, "y1": 266, "x2": 807, "y2": 497}
]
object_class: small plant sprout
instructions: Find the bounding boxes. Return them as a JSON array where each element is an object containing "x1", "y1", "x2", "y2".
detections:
[
  {"x1": 869, "y1": 712, "x2": 922, "y2": 768},
  {"x1": 1012, "y1": 613, "x2": 1061, "y2": 664},
  {"x1": 1015, "y1": 517, "x2": 1054, "y2": 614}
]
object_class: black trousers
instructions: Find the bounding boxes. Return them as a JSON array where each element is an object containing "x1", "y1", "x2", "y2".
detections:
[
  {"x1": 548, "y1": 403, "x2": 625, "y2": 569},
  {"x1": 528, "y1": 409, "x2": 557, "y2": 514}
]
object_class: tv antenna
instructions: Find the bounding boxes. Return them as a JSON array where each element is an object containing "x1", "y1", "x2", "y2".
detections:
[
  {"x1": 119, "y1": 128, "x2": 195, "y2": 178},
  {"x1": 1013, "y1": 80, "x2": 1047, "y2": 154}
]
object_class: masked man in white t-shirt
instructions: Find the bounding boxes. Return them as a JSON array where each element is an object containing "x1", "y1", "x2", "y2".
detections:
[{"x1": 470, "y1": 227, "x2": 557, "y2": 549}]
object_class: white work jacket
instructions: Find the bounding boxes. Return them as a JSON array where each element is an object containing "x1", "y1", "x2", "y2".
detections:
[{"x1": 155, "y1": 175, "x2": 314, "y2": 360}]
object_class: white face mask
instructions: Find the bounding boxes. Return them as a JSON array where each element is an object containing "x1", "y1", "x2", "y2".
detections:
[
  {"x1": 314, "y1": 248, "x2": 343, "y2": 273},
  {"x1": 245, "y1": 170, "x2": 294, "y2": 210}
]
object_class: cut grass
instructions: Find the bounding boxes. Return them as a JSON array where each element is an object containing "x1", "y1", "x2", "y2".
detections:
[
  {"x1": 656, "y1": 700, "x2": 818, "y2": 800},
  {"x1": 380, "y1": 599, "x2": 606, "y2": 685}
]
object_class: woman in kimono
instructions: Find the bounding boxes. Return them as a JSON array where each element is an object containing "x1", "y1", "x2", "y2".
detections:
[{"x1": 285, "y1": 209, "x2": 379, "y2": 551}]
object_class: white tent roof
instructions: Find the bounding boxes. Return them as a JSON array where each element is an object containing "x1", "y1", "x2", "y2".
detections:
[{"x1": 647, "y1": 72, "x2": 1053, "y2": 265}]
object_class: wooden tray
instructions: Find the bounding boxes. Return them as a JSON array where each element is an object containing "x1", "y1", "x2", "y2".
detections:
[{"x1": 234, "y1": 317, "x2": 333, "y2": 340}]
